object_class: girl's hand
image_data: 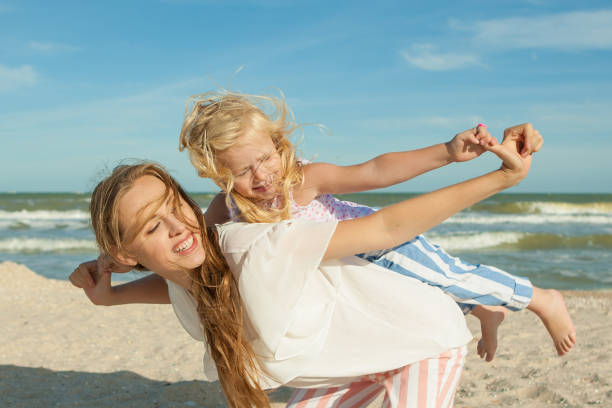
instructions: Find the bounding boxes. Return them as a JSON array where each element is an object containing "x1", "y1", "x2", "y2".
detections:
[{"x1": 446, "y1": 125, "x2": 497, "y2": 163}]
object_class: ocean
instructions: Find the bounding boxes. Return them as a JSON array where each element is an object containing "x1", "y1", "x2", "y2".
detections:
[{"x1": 1, "y1": 192, "x2": 611, "y2": 290}]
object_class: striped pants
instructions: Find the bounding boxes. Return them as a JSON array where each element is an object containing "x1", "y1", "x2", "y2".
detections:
[
  {"x1": 358, "y1": 235, "x2": 533, "y2": 314},
  {"x1": 285, "y1": 346, "x2": 467, "y2": 408}
]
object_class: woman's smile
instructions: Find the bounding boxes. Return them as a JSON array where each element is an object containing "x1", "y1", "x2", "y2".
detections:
[{"x1": 173, "y1": 232, "x2": 197, "y2": 255}]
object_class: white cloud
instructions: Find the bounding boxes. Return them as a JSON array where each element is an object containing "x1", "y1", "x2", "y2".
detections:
[
  {"x1": 28, "y1": 41, "x2": 80, "y2": 53},
  {"x1": 401, "y1": 44, "x2": 482, "y2": 71},
  {"x1": 0, "y1": 64, "x2": 38, "y2": 92},
  {"x1": 470, "y1": 9, "x2": 612, "y2": 50}
]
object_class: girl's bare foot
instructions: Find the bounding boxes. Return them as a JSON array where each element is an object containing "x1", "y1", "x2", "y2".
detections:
[
  {"x1": 527, "y1": 288, "x2": 576, "y2": 356},
  {"x1": 472, "y1": 305, "x2": 507, "y2": 362}
]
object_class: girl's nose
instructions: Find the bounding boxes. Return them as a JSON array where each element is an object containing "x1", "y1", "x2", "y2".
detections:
[{"x1": 252, "y1": 165, "x2": 268, "y2": 182}]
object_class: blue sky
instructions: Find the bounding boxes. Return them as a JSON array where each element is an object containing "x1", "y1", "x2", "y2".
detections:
[{"x1": 1, "y1": 0, "x2": 611, "y2": 193}]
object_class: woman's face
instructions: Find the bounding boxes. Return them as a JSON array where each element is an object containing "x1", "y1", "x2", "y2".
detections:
[
  {"x1": 218, "y1": 131, "x2": 282, "y2": 201},
  {"x1": 117, "y1": 175, "x2": 206, "y2": 281}
]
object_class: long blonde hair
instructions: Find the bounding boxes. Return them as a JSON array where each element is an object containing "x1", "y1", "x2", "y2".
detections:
[
  {"x1": 90, "y1": 162, "x2": 269, "y2": 407},
  {"x1": 179, "y1": 90, "x2": 303, "y2": 223}
]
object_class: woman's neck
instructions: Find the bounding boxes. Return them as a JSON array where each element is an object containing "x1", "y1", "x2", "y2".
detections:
[{"x1": 158, "y1": 269, "x2": 193, "y2": 289}]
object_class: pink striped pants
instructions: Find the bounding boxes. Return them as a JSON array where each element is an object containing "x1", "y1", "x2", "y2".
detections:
[{"x1": 285, "y1": 346, "x2": 466, "y2": 408}]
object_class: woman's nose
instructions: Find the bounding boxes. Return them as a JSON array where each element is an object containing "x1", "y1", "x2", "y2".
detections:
[{"x1": 166, "y1": 214, "x2": 186, "y2": 236}]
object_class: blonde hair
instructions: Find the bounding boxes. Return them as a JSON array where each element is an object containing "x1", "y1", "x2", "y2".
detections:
[
  {"x1": 90, "y1": 162, "x2": 269, "y2": 408},
  {"x1": 179, "y1": 90, "x2": 303, "y2": 223}
]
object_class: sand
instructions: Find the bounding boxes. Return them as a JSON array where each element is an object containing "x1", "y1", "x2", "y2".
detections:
[{"x1": 1, "y1": 260, "x2": 610, "y2": 407}]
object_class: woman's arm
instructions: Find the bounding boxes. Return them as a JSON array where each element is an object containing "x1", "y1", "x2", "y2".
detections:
[
  {"x1": 323, "y1": 136, "x2": 530, "y2": 260},
  {"x1": 70, "y1": 259, "x2": 170, "y2": 305}
]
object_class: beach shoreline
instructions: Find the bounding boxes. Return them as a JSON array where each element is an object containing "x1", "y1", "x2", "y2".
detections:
[{"x1": 2, "y1": 261, "x2": 610, "y2": 407}]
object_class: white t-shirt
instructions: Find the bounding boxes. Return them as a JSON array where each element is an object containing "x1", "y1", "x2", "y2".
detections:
[{"x1": 168, "y1": 219, "x2": 472, "y2": 389}]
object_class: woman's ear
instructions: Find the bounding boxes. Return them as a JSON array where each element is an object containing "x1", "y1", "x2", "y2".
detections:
[{"x1": 112, "y1": 249, "x2": 138, "y2": 268}]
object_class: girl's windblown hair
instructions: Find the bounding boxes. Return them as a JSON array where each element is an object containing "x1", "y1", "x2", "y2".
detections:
[
  {"x1": 90, "y1": 162, "x2": 269, "y2": 408},
  {"x1": 179, "y1": 90, "x2": 304, "y2": 222}
]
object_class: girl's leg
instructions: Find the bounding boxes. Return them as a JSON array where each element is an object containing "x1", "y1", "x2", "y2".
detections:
[
  {"x1": 285, "y1": 381, "x2": 383, "y2": 408},
  {"x1": 358, "y1": 235, "x2": 533, "y2": 311},
  {"x1": 358, "y1": 235, "x2": 531, "y2": 361},
  {"x1": 359, "y1": 236, "x2": 575, "y2": 357},
  {"x1": 377, "y1": 345, "x2": 467, "y2": 408}
]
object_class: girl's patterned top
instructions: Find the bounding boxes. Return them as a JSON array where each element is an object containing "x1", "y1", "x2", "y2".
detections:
[{"x1": 290, "y1": 194, "x2": 375, "y2": 222}]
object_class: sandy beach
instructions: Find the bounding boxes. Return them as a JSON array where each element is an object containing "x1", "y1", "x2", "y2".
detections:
[{"x1": 2, "y1": 261, "x2": 610, "y2": 407}]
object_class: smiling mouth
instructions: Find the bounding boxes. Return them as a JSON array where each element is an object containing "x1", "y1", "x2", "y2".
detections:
[{"x1": 174, "y1": 233, "x2": 196, "y2": 254}]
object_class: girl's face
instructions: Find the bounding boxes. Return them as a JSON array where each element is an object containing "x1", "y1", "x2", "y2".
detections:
[
  {"x1": 116, "y1": 175, "x2": 206, "y2": 283},
  {"x1": 218, "y1": 131, "x2": 282, "y2": 201}
]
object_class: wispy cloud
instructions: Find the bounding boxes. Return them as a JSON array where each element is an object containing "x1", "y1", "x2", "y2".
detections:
[
  {"x1": 401, "y1": 44, "x2": 482, "y2": 71},
  {"x1": 28, "y1": 41, "x2": 81, "y2": 53},
  {"x1": 469, "y1": 9, "x2": 612, "y2": 50},
  {"x1": 0, "y1": 64, "x2": 38, "y2": 92}
]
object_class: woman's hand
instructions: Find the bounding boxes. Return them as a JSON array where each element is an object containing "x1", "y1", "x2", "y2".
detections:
[
  {"x1": 69, "y1": 259, "x2": 97, "y2": 289},
  {"x1": 98, "y1": 253, "x2": 133, "y2": 274},
  {"x1": 69, "y1": 256, "x2": 127, "y2": 306},
  {"x1": 446, "y1": 125, "x2": 496, "y2": 163},
  {"x1": 70, "y1": 256, "x2": 170, "y2": 306},
  {"x1": 485, "y1": 133, "x2": 534, "y2": 186},
  {"x1": 502, "y1": 122, "x2": 543, "y2": 157}
]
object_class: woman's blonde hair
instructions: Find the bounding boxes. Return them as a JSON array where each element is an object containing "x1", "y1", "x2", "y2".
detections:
[
  {"x1": 179, "y1": 90, "x2": 303, "y2": 223},
  {"x1": 90, "y1": 162, "x2": 270, "y2": 408}
]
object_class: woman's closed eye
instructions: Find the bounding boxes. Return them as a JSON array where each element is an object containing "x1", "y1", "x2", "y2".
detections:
[{"x1": 147, "y1": 222, "x2": 160, "y2": 234}]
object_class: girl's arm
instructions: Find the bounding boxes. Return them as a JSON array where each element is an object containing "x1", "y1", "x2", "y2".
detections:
[
  {"x1": 323, "y1": 137, "x2": 529, "y2": 260},
  {"x1": 299, "y1": 126, "x2": 493, "y2": 200},
  {"x1": 70, "y1": 259, "x2": 170, "y2": 305},
  {"x1": 204, "y1": 192, "x2": 231, "y2": 225}
]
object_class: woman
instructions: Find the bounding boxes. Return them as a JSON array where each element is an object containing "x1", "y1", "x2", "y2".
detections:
[{"x1": 70, "y1": 125, "x2": 554, "y2": 407}]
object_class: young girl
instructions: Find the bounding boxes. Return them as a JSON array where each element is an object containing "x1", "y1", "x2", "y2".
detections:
[
  {"x1": 71, "y1": 134, "x2": 533, "y2": 407},
  {"x1": 178, "y1": 91, "x2": 575, "y2": 361}
]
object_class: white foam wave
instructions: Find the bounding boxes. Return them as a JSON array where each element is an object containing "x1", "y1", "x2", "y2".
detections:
[
  {"x1": 0, "y1": 238, "x2": 97, "y2": 252},
  {"x1": 523, "y1": 201, "x2": 612, "y2": 215},
  {"x1": 427, "y1": 232, "x2": 524, "y2": 251},
  {"x1": 447, "y1": 213, "x2": 612, "y2": 225},
  {"x1": 0, "y1": 219, "x2": 88, "y2": 230},
  {"x1": 0, "y1": 209, "x2": 89, "y2": 220}
]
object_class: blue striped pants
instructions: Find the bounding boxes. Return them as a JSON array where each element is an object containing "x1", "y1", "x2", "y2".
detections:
[{"x1": 358, "y1": 235, "x2": 533, "y2": 313}]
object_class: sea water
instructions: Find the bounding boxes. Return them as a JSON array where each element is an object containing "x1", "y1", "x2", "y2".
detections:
[{"x1": 1, "y1": 192, "x2": 611, "y2": 290}]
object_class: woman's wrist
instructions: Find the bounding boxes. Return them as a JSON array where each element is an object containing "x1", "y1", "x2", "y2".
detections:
[
  {"x1": 442, "y1": 141, "x2": 457, "y2": 164},
  {"x1": 493, "y1": 167, "x2": 523, "y2": 189}
]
